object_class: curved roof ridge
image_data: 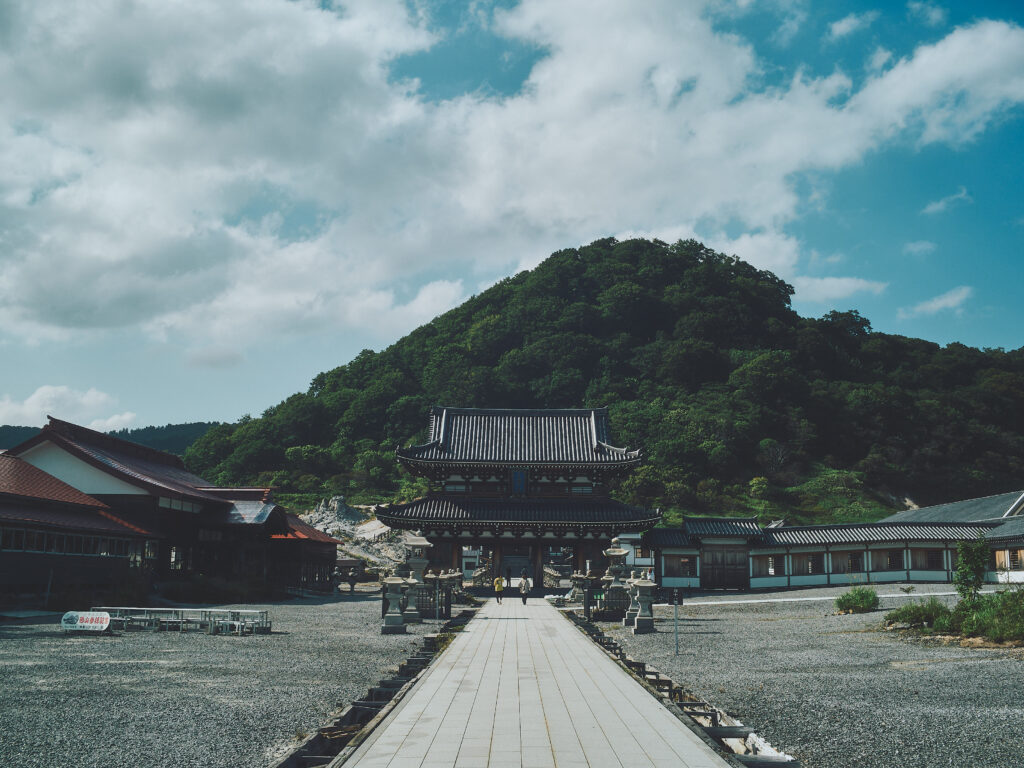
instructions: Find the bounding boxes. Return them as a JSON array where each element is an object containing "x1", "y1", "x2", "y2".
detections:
[{"x1": 399, "y1": 406, "x2": 639, "y2": 466}]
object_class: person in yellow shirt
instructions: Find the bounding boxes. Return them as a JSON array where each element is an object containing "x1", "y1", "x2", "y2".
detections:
[{"x1": 493, "y1": 575, "x2": 504, "y2": 604}]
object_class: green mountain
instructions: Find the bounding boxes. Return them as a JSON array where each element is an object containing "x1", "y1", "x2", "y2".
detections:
[
  {"x1": 0, "y1": 426, "x2": 39, "y2": 450},
  {"x1": 183, "y1": 238, "x2": 1024, "y2": 525},
  {"x1": 0, "y1": 422, "x2": 219, "y2": 456}
]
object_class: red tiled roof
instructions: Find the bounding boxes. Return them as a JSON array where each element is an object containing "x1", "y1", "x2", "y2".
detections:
[
  {"x1": 0, "y1": 454, "x2": 108, "y2": 509},
  {"x1": 0, "y1": 501, "x2": 147, "y2": 535},
  {"x1": 271, "y1": 513, "x2": 343, "y2": 545}
]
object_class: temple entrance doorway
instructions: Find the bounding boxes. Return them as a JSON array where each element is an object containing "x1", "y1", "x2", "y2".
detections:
[
  {"x1": 502, "y1": 543, "x2": 532, "y2": 586},
  {"x1": 700, "y1": 546, "x2": 749, "y2": 589}
]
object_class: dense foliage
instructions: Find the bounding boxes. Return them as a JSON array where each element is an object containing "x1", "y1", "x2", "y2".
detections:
[
  {"x1": 0, "y1": 421, "x2": 218, "y2": 456},
  {"x1": 182, "y1": 238, "x2": 1024, "y2": 522},
  {"x1": 0, "y1": 426, "x2": 38, "y2": 449},
  {"x1": 109, "y1": 422, "x2": 220, "y2": 456},
  {"x1": 835, "y1": 586, "x2": 880, "y2": 613},
  {"x1": 884, "y1": 596, "x2": 949, "y2": 628},
  {"x1": 887, "y1": 591, "x2": 1024, "y2": 643},
  {"x1": 954, "y1": 535, "x2": 991, "y2": 605}
]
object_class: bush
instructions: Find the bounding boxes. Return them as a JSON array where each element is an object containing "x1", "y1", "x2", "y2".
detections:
[
  {"x1": 835, "y1": 585, "x2": 879, "y2": 613},
  {"x1": 953, "y1": 590, "x2": 1024, "y2": 643},
  {"x1": 885, "y1": 596, "x2": 950, "y2": 628}
]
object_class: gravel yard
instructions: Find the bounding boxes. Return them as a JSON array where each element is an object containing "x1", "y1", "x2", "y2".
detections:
[
  {"x1": 605, "y1": 584, "x2": 1024, "y2": 768},
  {"x1": 0, "y1": 593, "x2": 436, "y2": 768}
]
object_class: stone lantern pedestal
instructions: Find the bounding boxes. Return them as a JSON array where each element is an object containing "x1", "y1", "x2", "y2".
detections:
[
  {"x1": 402, "y1": 577, "x2": 421, "y2": 623},
  {"x1": 623, "y1": 570, "x2": 641, "y2": 626},
  {"x1": 402, "y1": 534, "x2": 432, "y2": 624},
  {"x1": 423, "y1": 572, "x2": 438, "y2": 620},
  {"x1": 633, "y1": 578, "x2": 656, "y2": 634},
  {"x1": 382, "y1": 577, "x2": 407, "y2": 634},
  {"x1": 569, "y1": 573, "x2": 585, "y2": 602}
]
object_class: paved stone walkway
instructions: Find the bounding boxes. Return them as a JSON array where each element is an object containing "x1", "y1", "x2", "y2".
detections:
[{"x1": 344, "y1": 597, "x2": 731, "y2": 768}]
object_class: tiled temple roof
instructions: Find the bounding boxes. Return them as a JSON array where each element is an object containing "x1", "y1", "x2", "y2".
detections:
[
  {"x1": 396, "y1": 407, "x2": 641, "y2": 467},
  {"x1": 377, "y1": 496, "x2": 660, "y2": 530},
  {"x1": 879, "y1": 490, "x2": 1024, "y2": 524},
  {"x1": 683, "y1": 516, "x2": 763, "y2": 538},
  {"x1": 984, "y1": 516, "x2": 1024, "y2": 544},
  {"x1": 0, "y1": 453, "x2": 108, "y2": 509},
  {"x1": 271, "y1": 513, "x2": 343, "y2": 544},
  {"x1": 0, "y1": 502, "x2": 150, "y2": 535},
  {"x1": 756, "y1": 521, "x2": 998, "y2": 547},
  {"x1": 642, "y1": 528, "x2": 691, "y2": 548},
  {"x1": 10, "y1": 417, "x2": 223, "y2": 503}
]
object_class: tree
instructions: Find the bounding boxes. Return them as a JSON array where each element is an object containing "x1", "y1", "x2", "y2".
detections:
[{"x1": 954, "y1": 534, "x2": 990, "y2": 605}]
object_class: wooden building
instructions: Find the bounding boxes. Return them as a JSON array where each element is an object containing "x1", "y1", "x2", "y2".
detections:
[
  {"x1": 7, "y1": 418, "x2": 341, "y2": 592},
  {"x1": 645, "y1": 491, "x2": 1024, "y2": 590},
  {"x1": 0, "y1": 453, "x2": 149, "y2": 600},
  {"x1": 378, "y1": 407, "x2": 660, "y2": 588}
]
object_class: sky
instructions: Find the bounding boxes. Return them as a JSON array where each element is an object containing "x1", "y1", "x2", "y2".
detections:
[{"x1": 0, "y1": 0, "x2": 1022, "y2": 430}]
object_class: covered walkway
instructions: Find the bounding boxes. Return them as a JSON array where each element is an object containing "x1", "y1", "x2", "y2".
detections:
[{"x1": 344, "y1": 597, "x2": 730, "y2": 768}]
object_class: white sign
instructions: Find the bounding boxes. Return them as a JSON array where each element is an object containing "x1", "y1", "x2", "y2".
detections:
[{"x1": 61, "y1": 611, "x2": 111, "y2": 633}]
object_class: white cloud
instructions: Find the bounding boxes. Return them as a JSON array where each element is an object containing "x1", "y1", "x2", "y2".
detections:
[
  {"x1": 908, "y1": 2, "x2": 948, "y2": 28},
  {"x1": 902, "y1": 240, "x2": 936, "y2": 255},
  {"x1": 0, "y1": 385, "x2": 136, "y2": 429},
  {"x1": 792, "y1": 276, "x2": 887, "y2": 302},
  {"x1": 922, "y1": 186, "x2": 972, "y2": 214},
  {"x1": 868, "y1": 47, "x2": 893, "y2": 72},
  {"x1": 88, "y1": 412, "x2": 139, "y2": 431},
  {"x1": 898, "y1": 285, "x2": 973, "y2": 318},
  {"x1": 827, "y1": 12, "x2": 880, "y2": 41},
  {"x1": 0, "y1": 2, "x2": 1021, "y2": 360}
]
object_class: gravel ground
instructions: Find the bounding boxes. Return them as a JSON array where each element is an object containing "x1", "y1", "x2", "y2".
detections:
[
  {"x1": 0, "y1": 592, "x2": 437, "y2": 768},
  {"x1": 605, "y1": 584, "x2": 1024, "y2": 768}
]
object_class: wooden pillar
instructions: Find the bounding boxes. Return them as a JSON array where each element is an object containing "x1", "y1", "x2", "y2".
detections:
[
  {"x1": 573, "y1": 542, "x2": 585, "y2": 573},
  {"x1": 451, "y1": 542, "x2": 460, "y2": 570},
  {"x1": 492, "y1": 544, "x2": 502, "y2": 582}
]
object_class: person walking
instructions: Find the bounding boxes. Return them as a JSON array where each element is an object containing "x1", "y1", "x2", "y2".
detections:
[
  {"x1": 505, "y1": 567, "x2": 511, "y2": 587},
  {"x1": 493, "y1": 574, "x2": 504, "y2": 604},
  {"x1": 519, "y1": 576, "x2": 530, "y2": 605}
]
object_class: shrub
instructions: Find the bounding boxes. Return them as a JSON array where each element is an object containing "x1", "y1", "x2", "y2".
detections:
[
  {"x1": 836, "y1": 585, "x2": 879, "y2": 613},
  {"x1": 954, "y1": 535, "x2": 990, "y2": 605},
  {"x1": 955, "y1": 590, "x2": 1024, "y2": 643},
  {"x1": 885, "y1": 596, "x2": 950, "y2": 628}
]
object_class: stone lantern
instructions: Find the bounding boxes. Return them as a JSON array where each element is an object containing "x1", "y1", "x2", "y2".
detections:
[
  {"x1": 381, "y1": 577, "x2": 407, "y2": 634},
  {"x1": 402, "y1": 576, "x2": 421, "y2": 624},
  {"x1": 602, "y1": 538, "x2": 629, "y2": 614},
  {"x1": 568, "y1": 571, "x2": 586, "y2": 602},
  {"x1": 633, "y1": 577, "x2": 656, "y2": 634},
  {"x1": 406, "y1": 534, "x2": 433, "y2": 583},
  {"x1": 423, "y1": 570, "x2": 439, "y2": 620}
]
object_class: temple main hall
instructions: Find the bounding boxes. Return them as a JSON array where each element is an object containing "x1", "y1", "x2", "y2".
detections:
[{"x1": 376, "y1": 406, "x2": 660, "y2": 588}]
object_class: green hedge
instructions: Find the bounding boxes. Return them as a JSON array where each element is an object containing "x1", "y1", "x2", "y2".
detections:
[{"x1": 835, "y1": 586, "x2": 879, "y2": 613}]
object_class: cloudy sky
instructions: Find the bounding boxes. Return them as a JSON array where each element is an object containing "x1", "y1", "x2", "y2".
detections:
[{"x1": 1, "y1": 0, "x2": 1022, "y2": 429}]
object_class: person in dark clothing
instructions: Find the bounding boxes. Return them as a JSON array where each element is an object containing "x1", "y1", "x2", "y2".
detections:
[
  {"x1": 519, "y1": 577, "x2": 530, "y2": 605},
  {"x1": 505, "y1": 567, "x2": 511, "y2": 587}
]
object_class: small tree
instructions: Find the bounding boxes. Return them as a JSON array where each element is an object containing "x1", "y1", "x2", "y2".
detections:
[{"x1": 954, "y1": 534, "x2": 990, "y2": 606}]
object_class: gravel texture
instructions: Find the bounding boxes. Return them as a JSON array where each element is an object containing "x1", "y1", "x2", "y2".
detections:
[
  {"x1": 0, "y1": 592, "x2": 436, "y2": 768},
  {"x1": 604, "y1": 584, "x2": 1024, "y2": 768}
]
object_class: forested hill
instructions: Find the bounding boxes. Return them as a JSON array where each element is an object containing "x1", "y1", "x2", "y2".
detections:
[
  {"x1": 0, "y1": 422, "x2": 218, "y2": 456},
  {"x1": 184, "y1": 238, "x2": 1024, "y2": 525}
]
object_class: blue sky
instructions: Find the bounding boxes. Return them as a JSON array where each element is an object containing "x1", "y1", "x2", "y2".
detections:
[{"x1": 0, "y1": 0, "x2": 1022, "y2": 428}]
